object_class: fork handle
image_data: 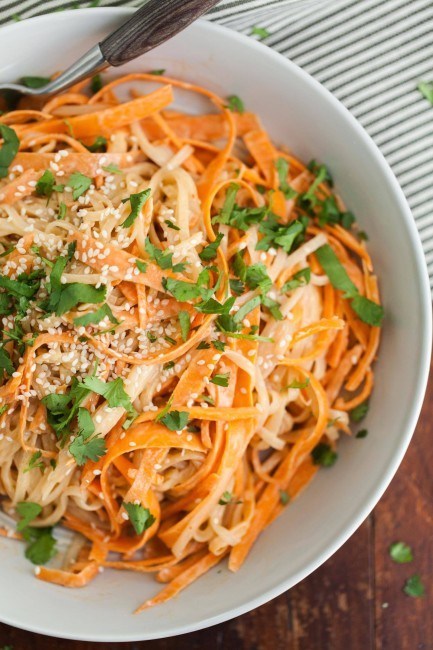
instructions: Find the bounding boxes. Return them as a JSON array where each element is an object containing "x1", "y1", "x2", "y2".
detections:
[{"x1": 100, "y1": 0, "x2": 221, "y2": 67}]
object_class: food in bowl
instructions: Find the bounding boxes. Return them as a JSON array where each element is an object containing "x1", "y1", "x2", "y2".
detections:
[{"x1": 0, "y1": 72, "x2": 383, "y2": 612}]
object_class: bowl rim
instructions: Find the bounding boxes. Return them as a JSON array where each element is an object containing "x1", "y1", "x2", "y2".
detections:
[{"x1": 0, "y1": 7, "x2": 431, "y2": 642}]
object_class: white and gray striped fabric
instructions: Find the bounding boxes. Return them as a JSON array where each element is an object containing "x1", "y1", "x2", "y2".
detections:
[{"x1": 2, "y1": 0, "x2": 433, "y2": 288}]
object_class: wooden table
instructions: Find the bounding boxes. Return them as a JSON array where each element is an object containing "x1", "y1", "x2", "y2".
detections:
[{"x1": 1, "y1": 358, "x2": 432, "y2": 650}]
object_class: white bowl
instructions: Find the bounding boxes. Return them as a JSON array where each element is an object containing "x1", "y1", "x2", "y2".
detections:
[{"x1": 0, "y1": 8, "x2": 430, "y2": 642}]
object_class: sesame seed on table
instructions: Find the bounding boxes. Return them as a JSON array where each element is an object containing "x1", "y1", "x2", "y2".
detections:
[{"x1": 1, "y1": 346, "x2": 432, "y2": 650}]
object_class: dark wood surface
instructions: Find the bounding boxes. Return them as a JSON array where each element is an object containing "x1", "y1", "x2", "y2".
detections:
[{"x1": 1, "y1": 356, "x2": 432, "y2": 650}]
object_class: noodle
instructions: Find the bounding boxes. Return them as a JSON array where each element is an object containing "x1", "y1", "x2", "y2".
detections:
[{"x1": 0, "y1": 71, "x2": 382, "y2": 612}]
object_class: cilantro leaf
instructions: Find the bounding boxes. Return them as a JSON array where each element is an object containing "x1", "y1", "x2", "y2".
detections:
[
  {"x1": 165, "y1": 219, "x2": 180, "y2": 231},
  {"x1": 217, "y1": 183, "x2": 239, "y2": 225},
  {"x1": 121, "y1": 189, "x2": 151, "y2": 228},
  {"x1": 350, "y1": 294, "x2": 384, "y2": 327},
  {"x1": 0, "y1": 347, "x2": 14, "y2": 376},
  {"x1": 0, "y1": 125, "x2": 19, "y2": 178},
  {"x1": 162, "y1": 277, "x2": 202, "y2": 302},
  {"x1": 311, "y1": 442, "x2": 338, "y2": 467},
  {"x1": 197, "y1": 341, "x2": 210, "y2": 349},
  {"x1": 68, "y1": 172, "x2": 92, "y2": 200},
  {"x1": 135, "y1": 259, "x2": 148, "y2": 273},
  {"x1": 257, "y1": 215, "x2": 306, "y2": 253},
  {"x1": 42, "y1": 378, "x2": 91, "y2": 442},
  {"x1": 82, "y1": 376, "x2": 137, "y2": 425},
  {"x1": 234, "y1": 295, "x2": 261, "y2": 323},
  {"x1": 160, "y1": 409, "x2": 188, "y2": 431},
  {"x1": 35, "y1": 170, "x2": 64, "y2": 199},
  {"x1": 210, "y1": 373, "x2": 230, "y2": 387},
  {"x1": 230, "y1": 278, "x2": 244, "y2": 296},
  {"x1": 178, "y1": 310, "x2": 190, "y2": 342},
  {"x1": 20, "y1": 76, "x2": 50, "y2": 89},
  {"x1": 279, "y1": 490, "x2": 290, "y2": 505},
  {"x1": 54, "y1": 283, "x2": 106, "y2": 317},
  {"x1": 286, "y1": 378, "x2": 310, "y2": 390},
  {"x1": 403, "y1": 574, "x2": 425, "y2": 598},
  {"x1": 25, "y1": 528, "x2": 57, "y2": 565},
  {"x1": 282, "y1": 267, "x2": 311, "y2": 292},
  {"x1": 145, "y1": 237, "x2": 177, "y2": 271},
  {"x1": 90, "y1": 74, "x2": 103, "y2": 94},
  {"x1": 251, "y1": 26, "x2": 270, "y2": 39},
  {"x1": 102, "y1": 163, "x2": 122, "y2": 174},
  {"x1": 57, "y1": 201, "x2": 67, "y2": 220},
  {"x1": 318, "y1": 195, "x2": 355, "y2": 229},
  {"x1": 316, "y1": 244, "x2": 384, "y2": 326},
  {"x1": 84, "y1": 135, "x2": 107, "y2": 153},
  {"x1": 24, "y1": 451, "x2": 44, "y2": 473},
  {"x1": 356, "y1": 429, "x2": 368, "y2": 438},
  {"x1": 225, "y1": 95, "x2": 244, "y2": 113},
  {"x1": 418, "y1": 81, "x2": 433, "y2": 105},
  {"x1": 123, "y1": 502, "x2": 156, "y2": 535},
  {"x1": 218, "y1": 491, "x2": 241, "y2": 505},
  {"x1": 199, "y1": 233, "x2": 224, "y2": 261},
  {"x1": 389, "y1": 541, "x2": 413, "y2": 564},
  {"x1": 195, "y1": 296, "x2": 235, "y2": 315},
  {"x1": 275, "y1": 158, "x2": 297, "y2": 199},
  {"x1": 73, "y1": 303, "x2": 119, "y2": 327},
  {"x1": 150, "y1": 69, "x2": 166, "y2": 76},
  {"x1": 69, "y1": 433, "x2": 106, "y2": 466},
  {"x1": 16, "y1": 502, "x2": 42, "y2": 531},
  {"x1": 350, "y1": 400, "x2": 369, "y2": 422}
]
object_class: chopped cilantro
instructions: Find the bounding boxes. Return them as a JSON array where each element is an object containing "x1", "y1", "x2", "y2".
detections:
[
  {"x1": 225, "y1": 95, "x2": 244, "y2": 113},
  {"x1": 218, "y1": 491, "x2": 242, "y2": 505},
  {"x1": 90, "y1": 74, "x2": 103, "y2": 94},
  {"x1": 350, "y1": 400, "x2": 369, "y2": 422},
  {"x1": 20, "y1": 76, "x2": 50, "y2": 89},
  {"x1": 389, "y1": 541, "x2": 413, "y2": 564},
  {"x1": 24, "y1": 451, "x2": 44, "y2": 474},
  {"x1": 150, "y1": 69, "x2": 166, "y2": 76},
  {"x1": 16, "y1": 502, "x2": 57, "y2": 566},
  {"x1": 35, "y1": 170, "x2": 64, "y2": 200},
  {"x1": 286, "y1": 378, "x2": 310, "y2": 390},
  {"x1": 197, "y1": 341, "x2": 211, "y2": 349},
  {"x1": 195, "y1": 296, "x2": 235, "y2": 315},
  {"x1": 199, "y1": 233, "x2": 224, "y2": 261},
  {"x1": 210, "y1": 372, "x2": 230, "y2": 387},
  {"x1": 178, "y1": 310, "x2": 190, "y2": 342},
  {"x1": 121, "y1": 189, "x2": 151, "y2": 228},
  {"x1": 257, "y1": 215, "x2": 306, "y2": 253},
  {"x1": 145, "y1": 237, "x2": 183, "y2": 271},
  {"x1": 251, "y1": 26, "x2": 270, "y2": 39},
  {"x1": 16, "y1": 502, "x2": 41, "y2": 531},
  {"x1": 57, "y1": 201, "x2": 67, "y2": 220},
  {"x1": 212, "y1": 339, "x2": 226, "y2": 351},
  {"x1": 403, "y1": 574, "x2": 424, "y2": 598},
  {"x1": 0, "y1": 125, "x2": 20, "y2": 178},
  {"x1": 69, "y1": 407, "x2": 106, "y2": 466},
  {"x1": 123, "y1": 502, "x2": 156, "y2": 534},
  {"x1": 102, "y1": 163, "x2": 122, "y2": 174},
  {"x1": 230, "y1": 278, "x2": 244, "y2": 296},
  {"x1": 356, "y1": 429, "x2": 368, "y2": 438},
  {"x1": 418, "y1": 81, "x2": 433, "y2": 105},
  {"x1": 84, "y1": 135, "x2": 107, "y2": 153},
  {"x1": 159, "y1": 409, "x2": 188, "y2": 432},
  {"x1": 135, "y1": 259, "x2": 148, "y2": 273},
  {"x1": 73, "y1": 303, "x2": 119, "y2": 327},
  {"x1": 68, "y1": 172, "x2": 92, "y2": 200},
  {"x1": 82, "y1": 376, "x2": 137, "y2": 427},
  {"x1": 234, "y1": 295, "x2": 261, "y2": 323},
  {"x1": 275, "y1": 158, "x2": 297, "y2": 199},
  {"x1": 311, "y1": 442, "x2": 338, "y2": 467},
  {"x1": 279, "y1": 490, "x2": 290, "y2": 505},
  {"x1": 282, "y1": 267, "x2": 311, "y2": 293},
  {"x1": 316, "y1": 245, "x2": 384, "y2": 326},
  {"x1": 165, "y1": 219, "x2": 180, "y2": 231}
]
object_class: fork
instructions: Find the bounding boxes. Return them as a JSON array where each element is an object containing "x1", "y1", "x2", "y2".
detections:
[{"x1": 0, "y1": 0, "x2": 220, "y2": 97}]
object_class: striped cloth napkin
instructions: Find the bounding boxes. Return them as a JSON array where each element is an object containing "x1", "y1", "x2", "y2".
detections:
[{"x1": 2, "y1": 0, "x2": 433, "y2": 290}]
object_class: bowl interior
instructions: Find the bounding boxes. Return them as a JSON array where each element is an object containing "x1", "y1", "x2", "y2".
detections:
[{"x1": 0, "y1": 8, "x2": 430, "y2": 642}]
